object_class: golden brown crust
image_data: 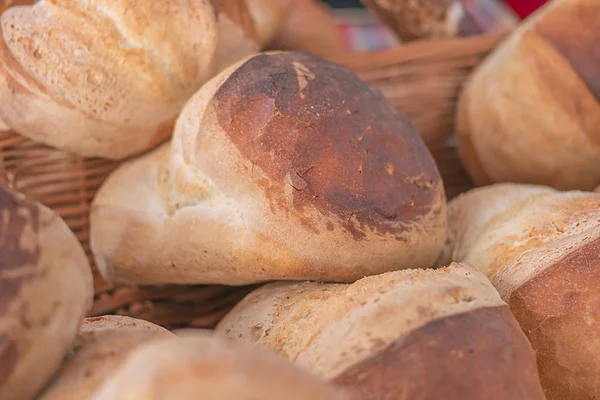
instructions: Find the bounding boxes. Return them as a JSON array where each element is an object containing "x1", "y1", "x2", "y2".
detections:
[
  {"x1": 509, "y1": 236, "x2": 600, "y2": 399},
  {"x1": 0, "y1": 0, "x2": 218, "y2": 159},
  {"x1": 362, "y1": 0, "x2": 480, "y2": 41},
  {"x1": 533, "y1": 0, "x2": 600, "y2": 101},
  {"x1": 0, "y1": 186, "x2": 93, "y2": 400},
  {"x1": 217, "y1": 263, "x2": 544, "y2": 397},
  {"x1": 456, "y1": 0, "x2": 600, "y2": 190},
  {"x1": 91, "y1": 52, "x2": 446, "y2": 286},
  {"x1": 334, "y1": 306, "x2": 545, "y2": 400},
  {"x1": 213, "y1": 52, "x2": 442, "y2": 240}
]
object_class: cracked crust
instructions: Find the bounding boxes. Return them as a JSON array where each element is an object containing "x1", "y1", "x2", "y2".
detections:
[
  {"x1": 38, "y1": 316, "x2": 175, "y2": 400},
  {"x1": 456, "y1": 0, "x2": 600, "y2": 190},
  {"x1": 216, "y1": 263, "x2": 544, "y2": 399},
  {"x1": 90, "y1": 333, "x2": 346, "y2": 400},
  {"x1": 0, "y1": 0, "x2": 217, "y2": 159},
  {"x1": 442, "y1": 183, "x2": 600, "y2": 399},
  {"x1": 90, "y1": 51, "x2": 446, "y2": 286},
  {"x1": 0, "y1": 186, "x2": 93, "y2": 400}
]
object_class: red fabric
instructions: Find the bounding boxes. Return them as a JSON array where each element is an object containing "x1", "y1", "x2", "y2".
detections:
[{"x1": 503, "y1": 0, "x2": 548, "y2": 19}]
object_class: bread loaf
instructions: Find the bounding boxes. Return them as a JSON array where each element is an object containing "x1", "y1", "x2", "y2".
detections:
[
  {"x1": 439, "y1": 183, "x2": 600, "y2": 399},
  {"x1": 90, "y1": 333, "x2": 346, "y2": 400},
  {"x1": 0, "y1": 0, "x2": 218, "y2": 159},
  {"x1": 38, "y1": 316, "x2": 175, "y2": 400},
  {"x1": 90, "y1": 51, "x2": 446, "y2": 286},
  {"x1": 361, "y1": 0, "x2": 482, "y2": 42},
  {"x1": 0, "y1": 0, "x2": 35, "y2": 14},
  {"x1": 216, "y1": 263, "x2": 545, "y2": 400},
  {"x1": 456, "y1": 0, "x2": 600, "y2": 190},
  {"x1": 0, "y1": 186, "x2": 93, "y2": 400}
]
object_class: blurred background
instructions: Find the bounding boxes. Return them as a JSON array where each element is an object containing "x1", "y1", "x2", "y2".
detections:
[{"x1": 324, "y1": 0, "x2": 546, "y2": 51}]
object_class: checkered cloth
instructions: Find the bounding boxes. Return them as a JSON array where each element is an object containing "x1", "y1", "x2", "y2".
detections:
[{"x1": 335, "y1": 0, "x2": 519, "y2": 52}]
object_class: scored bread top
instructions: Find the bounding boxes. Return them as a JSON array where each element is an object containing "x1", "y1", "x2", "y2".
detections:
[
  {"x1": 217, "y1": 263, "x2": 505, "y2": 379},
  {"x1": 444, "y1": 183, "x2": 600, "y2": 298}
]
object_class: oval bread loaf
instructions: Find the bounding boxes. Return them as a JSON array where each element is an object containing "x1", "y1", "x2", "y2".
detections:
[
  {"x1": 216, "y1": 263, "x2": 546, "y2": 400},
  {"x1": 439, "y1": 183, "x2": 600, "y2": 399},
  {"x1": 456, "y1": 0, "x2": 600, "y2": 190},
  {"x1": 0, "y1": 186, "x2": 93, "y2": 400},
  {"x1": 90, "y1": 333, "x2": 346, "y2": 400},
  {"x1": 38, "y1": 316, "x2": 175, "y2": 400},
  {"x1": 0, "y1": 0, "x2": 218, "y2": 159},
  {"x1": 90, "y1": 51, "x2": 446, "y2": 286}
]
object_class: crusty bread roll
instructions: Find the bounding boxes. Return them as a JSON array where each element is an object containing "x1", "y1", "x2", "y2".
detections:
[
  {"x1": 217, "y1": 263, "x2": 545, "y2": 399},
  {"x1": 0, "y1": 186, "x2": 93, "y2": 400},
  {"x1": 90, "y1": 333, "x2": 346, "y2": 400},
  {"x1": 438, "y1": 183, "x2": 600, "y2": 399},
  {"x1": 0, "y1": 0, "x2": 218, "y2": 160},
  {"x1": 456, "y1": 0, "x2": 600, "y2": 190},
  {"x1": 90, "y1": 51, "x2": 446, "y2": 286},
  {"x1": 38, "y1": 316, "x2": 175, "y2": 400},
  {"x1": 361, "y1": 0, "x2": 482, "y2": 42}
]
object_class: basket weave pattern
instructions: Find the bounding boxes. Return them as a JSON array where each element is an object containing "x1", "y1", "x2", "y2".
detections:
[{"x1": 0, "y1": 33, "x2": 503, "y2": 329}]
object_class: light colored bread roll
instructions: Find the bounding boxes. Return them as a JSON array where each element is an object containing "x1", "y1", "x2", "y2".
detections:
[
  {"x1": 38, "y1": 316, "x2": 175, "y2": 400},
  {"x1": 90, "y1": 51, "x2": 446, "y2": 286},
  {"x1": 217, "y1": 263, "x2": 545, "y2": 399},
  {"x1": 0, "y1": 0, "x2": 218, "y2": 160},
  {"x1": 439, "y1": 183, "x2": 600, "y2": 399},
  {"x1": 0, "y1": 186, "x2": 93, "y2": 400},
  {"x1": 90, "y1": 333, "x2": 346, "y2": 400},
  {"x1": 361, "y1": 0, "x2": 482, "y2": 42},
  {"x1": 456, "y1": 0, "x2": 600, "y2": 190}
]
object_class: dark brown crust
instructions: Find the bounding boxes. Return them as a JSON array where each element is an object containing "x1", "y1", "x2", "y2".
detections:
[
  {"x1": 509, "y1": 236, "x2": 600, "y2": 399},
  {"x1": 534, "y1": 1, "x2": 600, "y2": 101},
  {"x1": 213, "y1": 52, "x2": 441, "y2": 240},
  {"x1": 333, "y1": 306, "x2": 545, "y2": 400},
  {"x1": 210, "y1": 0, "x2": 258, "y2": 43},
  {"x1": 0, "y1": 186, "x2": 41, "y2": 388}
]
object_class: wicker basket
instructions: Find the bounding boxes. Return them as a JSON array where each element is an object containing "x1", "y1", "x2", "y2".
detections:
[{"x1": 0, "y1": 33, "x2": 503, "y2": 329}]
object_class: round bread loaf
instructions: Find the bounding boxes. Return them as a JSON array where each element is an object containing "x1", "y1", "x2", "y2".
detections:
[
  {"x1": 216, "y1": 263, "x2": 545, "y2": 400},
  {"x1": 456, "y1": 0, "x2": 600, "y2": 190},
  {"x1": 361, "y1": 0, "x2": 482, "y2": 42},
  {"x1": 439, "y1": 183, "x2": 600, "y2": 399},
  {"x1": 90, "y1": 333, "x2": 346, "y2": 400},
  {"x1": 0, "y1": 186, "x2": 93, "y2": 400},
  {"x1": 90, "y1": 51, "x2": 446, "y2": 286},
  {"x1": 39, "y1": 316, "x2": 175, "y2": 400},
  {"x1": 0, "y1": 0, "x2": 218, "y2": 159}
]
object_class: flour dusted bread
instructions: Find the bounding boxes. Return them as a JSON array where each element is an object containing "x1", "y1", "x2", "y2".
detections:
[
  {"x1": 90, "y1": 333, "x2": 345, "y2": 400},
  {"x1": 456, "y1": 0, "x2": 600, "y2": 190},
  {"x1": 39, "y1": 316, "x2": 175, "y2": 400},
  {"x1": 90, "y1": 51, "x2": 446, "y2": 286},
  {"x1": 0, "y1": 0, "x2": 218, "y2": 159},
  {"x1": 0, "y1": 186, "x2": 93, "y2": 400},
  {"x1": 439, "y1": 183, "x2": 600, "y2": 399},
  {"x1": 217, "y1": 263, "x2": 545, "y2": 399}
]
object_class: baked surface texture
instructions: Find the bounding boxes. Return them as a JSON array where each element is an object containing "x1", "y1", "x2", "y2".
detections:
[
  {"x1": 0, "y1": 186, "x2": 93, "y2": 400},
  {"x1": 456, "y1": 0, "x2": 600, "y2": 190},
  {"x1": 90, "y1": 51, "x2": 446, "y2": 286},
  {"x1": 439, "y1": 183, "x2": 600, "y2": 400},
  {"x1": 216, "y1": 263, "x2": 545, "y2": 399}
]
